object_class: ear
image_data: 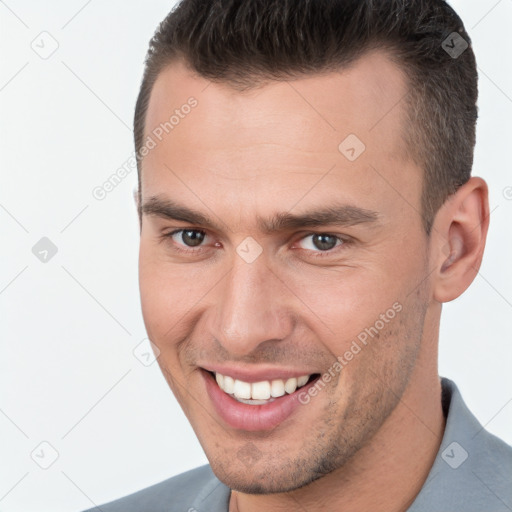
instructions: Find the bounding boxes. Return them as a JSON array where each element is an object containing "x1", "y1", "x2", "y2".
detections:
[{"x1": 430, "y1": 177, "x2": 490, "y2": 303}]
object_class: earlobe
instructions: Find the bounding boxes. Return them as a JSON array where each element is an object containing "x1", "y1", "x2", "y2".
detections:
[{"x1": 432, "y1": 177, "x2": 489, "y2": 303}]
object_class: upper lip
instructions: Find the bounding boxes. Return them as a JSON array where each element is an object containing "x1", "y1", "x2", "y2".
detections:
[{"x1": 200, "y1": 364, "x2": 317, "y2": 383}]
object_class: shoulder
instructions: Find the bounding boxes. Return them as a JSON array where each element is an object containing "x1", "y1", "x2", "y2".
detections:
[
  {"x1": 409, "y1": 378, "x2": 512, "y2": 512},
  {"x1": 81, "y1": 464, "x2": 229, "y2": 512}
]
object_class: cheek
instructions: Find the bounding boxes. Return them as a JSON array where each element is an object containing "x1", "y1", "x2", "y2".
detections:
[
  {"x1": 290, "y1": 269, "x2": 399, "y2": 342},
  {"x1": 290, "y1": 250, "x2": 424, "y2": 359},
  {"x1": 138, "y1": 240, "x2": 219, "y2": 350},
  {"x1": 139, "y1": 252, "x2": 195, "y2": 397},
  {"x1": 138, "y1": 241, "x2": 188, "y2": 343}
]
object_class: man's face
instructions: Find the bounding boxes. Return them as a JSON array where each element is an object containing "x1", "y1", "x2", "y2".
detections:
[{"x1": 139, "y1": 52, "x2": 432, "y2": 493}]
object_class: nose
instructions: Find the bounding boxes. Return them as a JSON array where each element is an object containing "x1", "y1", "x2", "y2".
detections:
[{"x1": 210, "y1": 255, "x2": 294, "y2": 357}]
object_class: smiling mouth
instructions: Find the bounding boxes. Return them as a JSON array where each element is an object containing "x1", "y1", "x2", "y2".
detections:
[{"x1": 206, "y1": 370, "x2": 320, "y2": 405}]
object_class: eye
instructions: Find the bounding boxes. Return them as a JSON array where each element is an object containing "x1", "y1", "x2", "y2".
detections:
[
  {"x1": 170, "y1": 229, "x2": 207, "y2": 248},
  {"x1": 296, "y1": 233, "x2": 344, "y2": 252}
]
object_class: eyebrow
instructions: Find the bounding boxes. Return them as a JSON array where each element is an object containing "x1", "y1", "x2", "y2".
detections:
[
  {"x1": 141, "y1": 196, "x2": 381, "y2": 233},
  {"x1": 142, "y1": 196, "x2": 216, "y2": 227},
  {"x1": 261, "y1": 205, "x2": 381, "y2": 233}
]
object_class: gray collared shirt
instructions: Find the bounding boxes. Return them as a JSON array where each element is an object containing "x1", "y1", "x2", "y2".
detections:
[{"x1": 84, "y1": 378, "x2": 512, "y2": 511}]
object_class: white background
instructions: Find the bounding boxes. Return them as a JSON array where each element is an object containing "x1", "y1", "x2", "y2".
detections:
[{"x1": 0, "y1": 1, "x2": 511, "y2": 511}]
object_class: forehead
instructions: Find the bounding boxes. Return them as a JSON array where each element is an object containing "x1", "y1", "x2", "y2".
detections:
[
  {"x1": 141, "y1": 51, "x2": 421, "y2": 228},
  {"x1": 145, "y1": 51, "x2": 410, "y2": 149}
]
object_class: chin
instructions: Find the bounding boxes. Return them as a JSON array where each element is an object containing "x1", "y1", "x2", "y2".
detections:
[
  {"x1": 221, "y1": 474, "x2": 317, "y2": 495},
  {"x1": 208, "y1": 457, "x2": 330, "y2": 495}
]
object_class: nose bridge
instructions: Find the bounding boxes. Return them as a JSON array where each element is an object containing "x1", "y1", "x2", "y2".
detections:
[{"x1": 213, "y1": 256, "x2": 292, "y2": 356}]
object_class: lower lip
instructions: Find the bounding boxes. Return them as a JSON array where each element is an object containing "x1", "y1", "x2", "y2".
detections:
[{"x1": 202, "y1": 370, "x2": 319, "y2": 431}]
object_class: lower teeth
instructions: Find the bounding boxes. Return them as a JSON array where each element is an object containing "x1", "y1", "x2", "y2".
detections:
[{"x1": 232, "y1": 395, "x2": 275, "y2": 405}]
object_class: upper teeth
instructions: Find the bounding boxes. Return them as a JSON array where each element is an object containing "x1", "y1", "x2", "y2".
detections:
[{"x1": 215, "y1": 373, "x2": 311, "y2": 400}]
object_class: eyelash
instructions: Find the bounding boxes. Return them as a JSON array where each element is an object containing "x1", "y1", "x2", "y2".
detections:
[{"x1": 162, "y1": 229, "x2": 350, "y2": 258}]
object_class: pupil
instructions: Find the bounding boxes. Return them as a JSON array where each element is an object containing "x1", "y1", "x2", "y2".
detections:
[
  {"x1": 313, "y1": 234, "x2": 337, "y2": 251},
  {"x1": 182, "y1": 230, "x2": 205, "y2": 247}
]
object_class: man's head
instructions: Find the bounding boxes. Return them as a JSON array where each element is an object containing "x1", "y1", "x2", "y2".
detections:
[{"x1": 135, "y1": 0, "x2": 488, "y2": 496}]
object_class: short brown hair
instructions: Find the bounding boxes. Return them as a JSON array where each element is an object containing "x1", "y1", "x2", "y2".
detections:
[{"x1": 134, "y1": 0, "x2": 478, "y2": 235}]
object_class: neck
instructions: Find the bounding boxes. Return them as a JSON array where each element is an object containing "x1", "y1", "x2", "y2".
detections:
[{"x1": 231, "y1": 320, "x2": 445, "y2": 512}]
